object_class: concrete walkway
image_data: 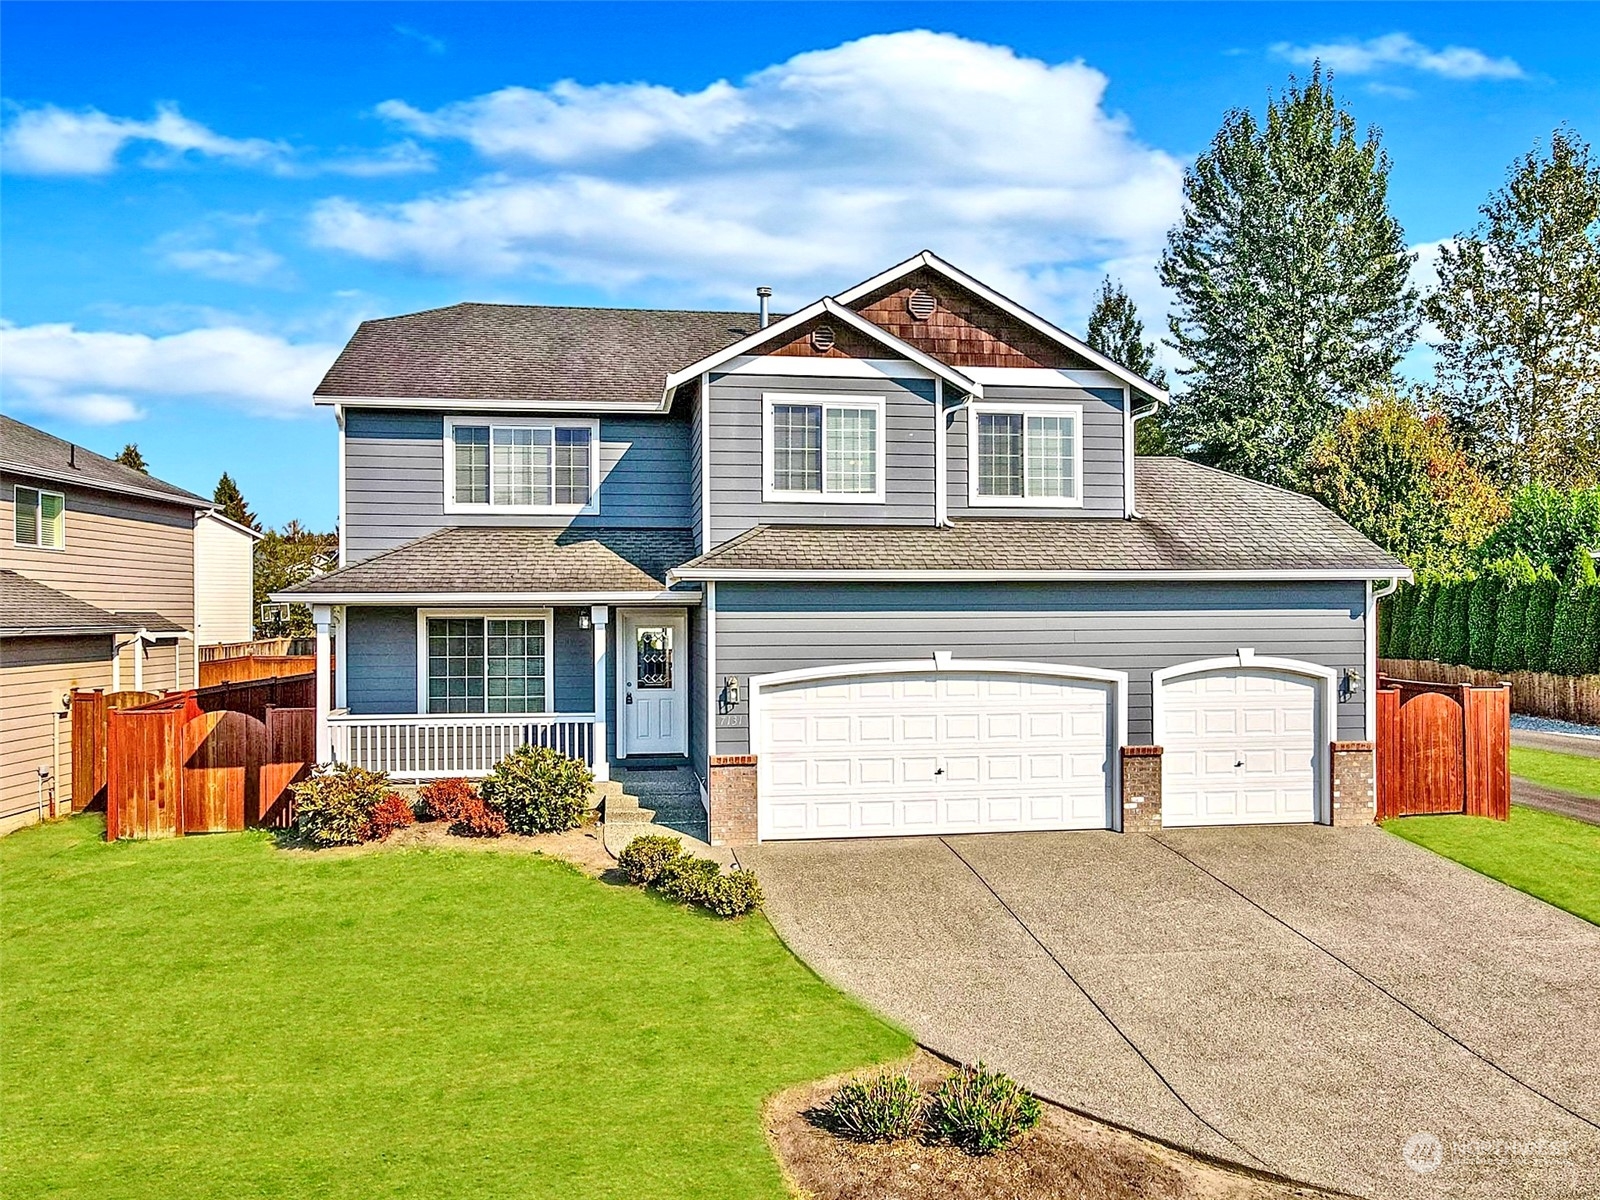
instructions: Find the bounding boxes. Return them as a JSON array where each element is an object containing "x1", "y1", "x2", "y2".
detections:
[{"x1": 741, "y1": 828, "x2": 1600, "y2": 1200}]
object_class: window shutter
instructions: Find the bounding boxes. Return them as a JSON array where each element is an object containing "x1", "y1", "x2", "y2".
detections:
[
  {"x1": 14, "y1": 487, "x2": 39, "y2": 546},
  {"x1": 40, "y1": 491, "x2": 65, "y2": 548}
]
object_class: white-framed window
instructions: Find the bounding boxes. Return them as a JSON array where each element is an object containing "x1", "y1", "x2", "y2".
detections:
[
  {"x1": 417, "y1": 609, "x2": 553, "y2": 714},
  {"x1": 761, "y1": 393, "x2": 886, "y2": 502},
  {"x1": 968, "y1": 402, "x2": 1083, "y2": 506},
  {"x1": 444, "y1": 417, "x2": 600, "y2": 514},
  {"x1": 13, "y1": 486, "x2": 65, "y2": 549}
]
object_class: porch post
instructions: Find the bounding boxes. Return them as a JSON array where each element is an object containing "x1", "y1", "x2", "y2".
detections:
[
  {"x1": 334, "y1": 605, "x2": 348, "y2": 710},
  {"x1": 590, "y1": 606, "x2": 610, "y2": 781},
  {"x1": 313, "y1": 604, "x2": 332, "y2": 762}
]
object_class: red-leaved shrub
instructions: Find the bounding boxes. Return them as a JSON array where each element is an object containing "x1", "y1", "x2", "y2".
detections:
[
  {"x1": 363, "y1": 792, "x2": 416, "y2": 841},
  {"x1": 449, "y1": 797, "x2": 507, "y2": 838},
  {"x1": 417, "y1": 777, "x2": 479, "y2": 822}
]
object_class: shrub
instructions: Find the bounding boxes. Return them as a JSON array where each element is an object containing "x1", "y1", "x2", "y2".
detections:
[
  {"x1": 926, "y1": 1063, "x2": 1042, "y2": 1155},
  {"x1": 704, "y1": 869, "x2": 764, "y2": 917},
  {"x1": 417, "y1": 777, "x2": 479, "y2": 822},
  {"x1": 363, "y1": 792, "x2": 416, "y2": 841},
  {"x1": 1522, "y1": 570, "x2": 1561, "y2": 673},
  {"x1": 1585, "y1": 586, "x2": 1600, "y2": 675},
  {"x1": 480, "y1": 745, "x2": 594, "y2": 835},
  {"x1": 1440, "y1": 578, "x2": 1471, "y2": 665},
  {"x1": 656, "y1": 856, "x2": 721, "y2": 905},
  {"x1": 618, "y1": 834, "x2": 686, "y2": 884},
  {"x1": 822, "y1": 1072, "x2": 923, "y2": 1143},
  {"x1": 1409, "y1": 582, "x2": 1436, "y2": 662},
  {"x1": 449, "y1": 797, "x2": 507, "y2": 838},
  {"x1": 1490, "y1": 557, "x2": 1538, "y2": 673},
  {"x1": 291, "y1": 763, "x2": 394, "y2": 847},
  {"x1": 1386, "y1": 584, "x2": 1414, "y2": 659},
  {"x1": 1466, "y1": 574, "x2": 1501, "y2": 669}
]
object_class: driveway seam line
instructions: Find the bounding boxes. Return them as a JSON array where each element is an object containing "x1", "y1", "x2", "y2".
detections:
[
  {"x1": 935, "y1": 835, "x2": 1273, "y2": 1170},
  {"x1": 1149, "y1": 833, "x2": 1600, "y2": 1134}
]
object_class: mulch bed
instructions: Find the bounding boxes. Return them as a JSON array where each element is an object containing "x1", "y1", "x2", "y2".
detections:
[{"x1": 766, "y1": 1050, "x2": 1333, "y2": 1200}]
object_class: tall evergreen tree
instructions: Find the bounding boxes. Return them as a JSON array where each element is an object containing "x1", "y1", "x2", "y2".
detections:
[
  {"x1": 1158, "y1": 67, "x2": 1418, "y2": 487},
  {"x1": 212, "y1": 472, "x2": 261, "y2": 531},
  {"x1": 1085, "y1": 276, "x2": 1171, "y2": 454},
  {"x1": 1428, "y1": 128, "x2": 1600, "y2": 488},
  {"x1": 115, "y1": 443, "x2": 149, "y2": 473}
]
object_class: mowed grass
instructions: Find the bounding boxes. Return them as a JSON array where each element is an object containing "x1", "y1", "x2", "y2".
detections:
[
  {"x1": 1, "y1": 817, "x2": 908, "y2": 1200},
  {"x1": 1385, "y1": 805, "x2": 1600, "y2": 925},
  {"x1": 1509, "y1": 745, "x2": 1600, "y2": 798}
]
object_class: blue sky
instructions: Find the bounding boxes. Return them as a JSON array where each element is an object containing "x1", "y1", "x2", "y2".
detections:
[{"x1": 2, "y1": 2, "x2": 1593, "y2": 528}]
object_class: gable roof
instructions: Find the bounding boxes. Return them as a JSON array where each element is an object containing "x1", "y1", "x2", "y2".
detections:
[
  {"x1": 670, "y1": 458, "x2": 1409, "y2": 580},
  {"x1": 0, "y1": 568, "x2": 138, "y2": 637},
  {"x1": 199, "y1": 509, "x2": 266, "y2": 541},
  {"x1": 315, "y1": 303, "x2": 764, "y2": 411},
  {"x1": 0, "y1": 414, "x2": 208, "y2": 507},
  {"x1": 835, "y1": 251, "x2": 1170, "y2": 403}
]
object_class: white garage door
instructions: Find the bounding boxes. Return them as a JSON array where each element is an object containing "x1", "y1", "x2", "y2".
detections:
[
  {"x1": 757, "y1": 668, "x2": 1115, "y2": 840},
  {"x1": 1160, "y1": 668, "x2": 1320, "y2": 827}
]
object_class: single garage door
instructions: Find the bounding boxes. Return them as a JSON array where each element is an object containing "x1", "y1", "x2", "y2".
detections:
[
  {"x1": 757, "y1": 668, "x2": 1115, "y2": 840},
  {"x1": 1160, "y1": 667, "x2": 1320, "y2": 826}
]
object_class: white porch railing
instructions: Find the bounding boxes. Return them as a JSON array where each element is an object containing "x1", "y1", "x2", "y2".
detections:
[{"x1": 328, "y1": 712, "x2": 598, "y2": 780}]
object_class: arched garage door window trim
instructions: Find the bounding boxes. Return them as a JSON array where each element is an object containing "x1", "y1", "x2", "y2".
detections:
[
  {"x1": 1151, "y1": 650, "x2": 1337, "y2": 825},
  {"x1": 748, "y1": 654, "x2": 1129, "y2": 834}
]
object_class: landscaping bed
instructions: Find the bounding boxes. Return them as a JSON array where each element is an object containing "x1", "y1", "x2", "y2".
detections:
[{"x1": 765, "y1": 1050, "x2": 1331, "y2": 1200}]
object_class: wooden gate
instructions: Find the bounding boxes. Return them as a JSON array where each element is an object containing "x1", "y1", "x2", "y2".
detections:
[
  {"x1": 181, "y1": 710, "x2": 265, "y2": 833},
  {"x1": 1376, "y1": 679, "x2": 1509, "y2": 821},
  {"x1": 69, "y1": 688, "x2": 161, "y2": 812}
]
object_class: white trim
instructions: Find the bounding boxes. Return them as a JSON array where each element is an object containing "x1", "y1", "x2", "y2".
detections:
[
  {"x1": 415, "y1": 607, "x2": 556, "y2": 716},
  {"x1": 442, "y1": 416, "x2": 601, "y2": 516},
  {"x1": 336, "y1": 405, "x2": 347, "y2": 567},
  {"x1": 832, "y1": 251, "x2": 1170, "y2": 402},
  {"x1": 199, "y1": 508, "x2": 266, "y2": 541},
  {"x1": 670, "y1": 566, "x2": 1414, "y2": 584},
  {"x1": 933, "y1": 377, "x2": 947, "y2": 527},
  {"x1": 319, "y1": 395, "x2": 667, "y2": 414},
  {"x1": 747, "y1": 654, "x2": 1128, "y2": 841},
  {"x1": 1129, "y1": 397, "x2": 1161, "y2": 517},
  {"x1": 761, "y1": 393, "x2": 888, "y2": 504},
  {"x1": 274, "y1": 589, "x2": 698, "y2": 606},
  {"x1": 1151, "y1": 652, "x2": 1338, "y2": 825},
  {"x1": 1121, "y1": 387, "x2": 1134, "y2": 518},
  {"x1": 698, "y1": 372, "x2": 711, "y2": 555},
  {"x1": 313, "y1": 605, "x2": 332, "y2": 761},
  {"x1": 590, "y1": 605, "x2": 610, "y2": 781},
  {"x1": 615, "y1": 606, "x2": 689, "y2": 757},
  {"x1": 12, "y1": 484, "x2": 66, "y2": 551},
  {"x1": 965, "y1": 402, "x2": 1085, "y2": 509},
  {"x1": 962, "y1": 367, "x2": 1126, "y2": 389},
  {"x1": 1367, "y1": 578, "x2": 1400, "y2": 741},
  {"x1": 705, "y1": 581, "x2": 717, "y2": 761},
  {"x1": 334, "y1": 605, "x2": 348, "y2": 710},
  {"x1": 720, "y1": 355, "x2": 936, "y2": 381}
]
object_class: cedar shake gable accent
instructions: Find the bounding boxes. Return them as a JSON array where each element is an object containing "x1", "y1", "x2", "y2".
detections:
[{"x1": 765, "y1": 313, "x2": 905, "y2": 360}]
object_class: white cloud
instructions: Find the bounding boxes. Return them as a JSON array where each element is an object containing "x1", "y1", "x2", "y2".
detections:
[
  {"x1": 314, "y1": 139, "x2": 436, "y2": 177},
  {"x1": 162, "y1": 246, "x2": 288, "y2": 286},
  {"x1": 313, "y1": 31, "x2": 1185, "y2": 312},
  {"x1": 1, "y1": 102, "x2": 286, "y2": 175},
  {"x1": 0, "y1": 320, "x2": 338, "y2": 420},
  {"x1": 1272, "y1": 33, "x2": 1524, "y2": 81}
]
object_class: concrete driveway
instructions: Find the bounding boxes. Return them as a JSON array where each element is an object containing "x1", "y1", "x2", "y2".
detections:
[{"x1": 739, "y1": 828, "x2": 1600, "y2": 1200}]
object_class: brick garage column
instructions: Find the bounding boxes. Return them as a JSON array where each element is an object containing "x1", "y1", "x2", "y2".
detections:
[
  {"x1": 708, "y1": 755, "x2": 758, "y2": 846},
  {"x1": 1121, "y1": 745, "x2": 1163, "y2": 832},
  {"x1": 1330, "y1": 741, "x2": 1376, "y2": 826}
]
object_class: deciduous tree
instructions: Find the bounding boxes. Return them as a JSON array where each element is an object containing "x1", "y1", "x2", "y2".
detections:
[{"x1": 1085, "y1": 276, "x2": 1171, "y2": 455}]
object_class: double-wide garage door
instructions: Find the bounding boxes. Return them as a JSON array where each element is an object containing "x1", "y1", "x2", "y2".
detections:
[{"x1": 758, "y1": 668, "x2": 1115, "y2": 840}]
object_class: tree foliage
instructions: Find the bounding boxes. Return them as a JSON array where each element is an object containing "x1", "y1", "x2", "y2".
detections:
[
  {"x1": 115, "y1": 444, "x2": 148, "y2": 473},
  {"x1": 1302, "y1": 389, "x2": 1505, "y2": 571},
  {"x1": 1159, "y1": 68, "x2": 1418, "y2": 486},
  {"x1": 1475, "y1": 483, "x2": 1600, "y2": 572},
  {"x1": 1086, "y1": 277, "x2": 1173, "y2": 455},
  {"x1": 1428, "y1": 128, "x2": 1600, "y2": 488},
  {"x1": 255, "y1": 520, "x2": 338, "y2": 637},
  {"x1": 212, "y1": 472, "x2": 260, "y2": 531}
]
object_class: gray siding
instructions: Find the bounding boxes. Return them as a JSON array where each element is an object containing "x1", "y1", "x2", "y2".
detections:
[
  {"x1": 688, "y1": 600, "x2": 708, "y2": 779},
  {"x1": 947, "y1": 386, "x2": 1126, "y2": 518},
  {"x1": 687, "y1": 386, "x2": 705, "y2": 553},
  {"x1": 344, "y1": 605, "x2": 595, "y2": 714},
  {"x1": 706, "y1": 374, "x2": 938, "y2": 544},
  {"x1": 710, "y1": 581, "x2": 1366, "y2": 753},
  {"x1": 343, "y1": 409, "x2": 694, "y2": 562}
]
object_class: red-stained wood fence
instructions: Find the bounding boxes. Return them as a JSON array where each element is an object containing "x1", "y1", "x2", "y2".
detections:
[
  {"x1": 1375, "y1": 678, "x2": 1510, "y2": 822},
  {"x1": 199, "y1": 655, "x2": 318, "y2": 687},
  {"x1": 68, "y1": 689, "x2": 161, "y2": 812}
]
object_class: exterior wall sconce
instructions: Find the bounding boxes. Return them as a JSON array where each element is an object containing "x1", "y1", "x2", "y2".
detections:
[
  {"x1": 578, "y1": 610, "x2": 591, "y2": 630},
  {"x1": 722, "y1": 676, "x2": 741, "y2": 707},
  {"x1": 1342, "y1": 668, "x2": 1360, "y2": 700}
]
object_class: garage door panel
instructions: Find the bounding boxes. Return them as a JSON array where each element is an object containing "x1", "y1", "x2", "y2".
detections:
[{"x1": 759, "y1": 668, "x2": 1115, "y2": 840}]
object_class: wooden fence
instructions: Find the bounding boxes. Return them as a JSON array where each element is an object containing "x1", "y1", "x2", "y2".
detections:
[
  {"x1": 1375, "y1": 677, "x2": 1510, "y2": 822},
  {"x1": 201, "y1": 637, "x2": 315, "y2": 662},
  {"x1": 192, "y1": 673, "x2": 315, "y2": 722},
  {"x1": 69, "y1": 689, "x2": 161, "y2": 812},
  {"x1": 200, "y1": 655, "x2": 318, "y2": 687},
  {"x1": 1379, "y1": 659, "x2": 1600, "y2": 726}
]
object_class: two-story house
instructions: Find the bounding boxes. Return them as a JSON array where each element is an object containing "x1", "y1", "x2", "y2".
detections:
[{"x1": 283, "y1": 252, "x2": 1408, "y2": 846}]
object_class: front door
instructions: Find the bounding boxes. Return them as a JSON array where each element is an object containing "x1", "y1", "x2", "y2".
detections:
[{"x1": 618, "y1": 609, "x2": 688, "y2": 757}]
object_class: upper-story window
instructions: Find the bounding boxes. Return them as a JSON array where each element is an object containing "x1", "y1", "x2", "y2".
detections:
[
  {"x1": 969, "y1": 403, "x2": 1082, "y2": 507},
  {"x1": 14, "y1": 486, "x2": 65, "y2": 549},
  {"x1": 445, "y1": 418, "x2": 599, "y2": 514},
  {"x1": 762, "y1": 394, "x2": 885, "y2": 503}
]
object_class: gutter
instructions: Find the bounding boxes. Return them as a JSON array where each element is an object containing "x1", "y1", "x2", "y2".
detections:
[{"x1": 0, "y1": 460, "x2": 209, "y2": 510}]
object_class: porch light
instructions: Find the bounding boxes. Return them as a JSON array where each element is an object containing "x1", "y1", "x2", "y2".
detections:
[
  {"x1": 579, "y1": 610, "x2": 591, "y2": 630},
  {"x1": 722, "y1": 676, "x2": 741, "y2": 707}
]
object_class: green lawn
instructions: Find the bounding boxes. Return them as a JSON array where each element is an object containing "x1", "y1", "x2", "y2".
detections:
[
  {"x1": 1385, "y1": 805, "x2": 1600, "y2": 925},
  {"x1": 1510, "y1": 745, "x2": 1600, "y2": 798},
  {"x1": 1, "y1": 817, "x2": 908, "y2": 1200}
]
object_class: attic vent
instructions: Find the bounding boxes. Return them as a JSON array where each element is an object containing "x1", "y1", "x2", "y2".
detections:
[
  {"x1": 906, "y1": 288, "x2": 937, "y2": 320},
  {"x1": 810, "y1": 325, "x2": 836, "y2": 352}
]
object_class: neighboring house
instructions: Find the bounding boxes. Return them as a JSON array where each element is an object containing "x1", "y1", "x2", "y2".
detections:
[
  {"x1": 282, "y1": 251, "x2": 1409, "y2": 845},
  {"x1": 195, "y1": 510, "x2": 263, "y2": 646},
  {"x1": 0, "y1": 414, "x2": 251, "y2": 832}
]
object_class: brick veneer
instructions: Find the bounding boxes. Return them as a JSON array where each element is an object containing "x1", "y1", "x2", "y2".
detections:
[
  {"x1": 1330, "y1": 741, "x2": 1377, "y2": 827},
  {"x1": 1121, "y1": 745, "x2": 1163, "y2": 832},
  {"x1": 708, "y1": 755, "x2": 758, "y2": 846}
]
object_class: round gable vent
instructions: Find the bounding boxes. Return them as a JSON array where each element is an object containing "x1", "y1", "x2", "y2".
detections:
[
  {"x1": 810, "y1": 325, "x2": 836, "y2": 352},
  {"x1": 907, "y1": 288, "x2": 938, "y2": 320}
]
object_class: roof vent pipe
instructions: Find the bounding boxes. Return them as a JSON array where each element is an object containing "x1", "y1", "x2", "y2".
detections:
[{"x1": 756, "y1": 286, "x2": 772, "y2": 328}]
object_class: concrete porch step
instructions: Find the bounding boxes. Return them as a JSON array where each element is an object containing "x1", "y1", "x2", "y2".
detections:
[{"x1": 601, "y1": 819, "x2": 731, "y2": 865}]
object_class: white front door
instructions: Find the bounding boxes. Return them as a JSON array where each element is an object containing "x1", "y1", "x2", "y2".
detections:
[{"x1": 618, "y1": 609, "x2": 688, "y2": 757}]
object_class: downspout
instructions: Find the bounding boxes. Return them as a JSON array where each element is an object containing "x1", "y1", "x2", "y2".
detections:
[
  {"x1": 937, "y1": 393, "x2": 977, "y2": 528},
  {"x1": 1128, "y1": 399, "x2": 1161, "y2": 518},
  {"x1": 1366, "y1": 577, "x2": 1402, "y2": 742}
]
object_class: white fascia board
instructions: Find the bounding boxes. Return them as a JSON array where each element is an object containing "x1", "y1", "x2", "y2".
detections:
[
  {"x1": 833, "y1": 251, "x2": 1171, "y2": 403},
  {"x1": 318, "y1": 395, "x2": 668, "y2": 414},
  {"x1": 963, "y1": 367, "x2": 1125, "y2": 389},
  {"x1": 661, "y1": 299, "x2": 832, "y2": 397},
  {"x1": 269, "y1": 589, "x2": 701, "y2": 606},
  {"x1": 200, "y1": 509, "x2": 267, "y2": 540},
  {"x1": 668, "y1": 567, "x2": 1416, "y2": 584},
  {"x1": 719, "y1": 355, "x2": 936, "y2": 381}
]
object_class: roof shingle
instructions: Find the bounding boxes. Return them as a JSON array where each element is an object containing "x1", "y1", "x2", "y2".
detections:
[
  {"x1": 0, "y1": 569, "x2": 136, "y2": 637},
  {"x1": 0, "y1": 415, "x2": 208, "y2": 505}
]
